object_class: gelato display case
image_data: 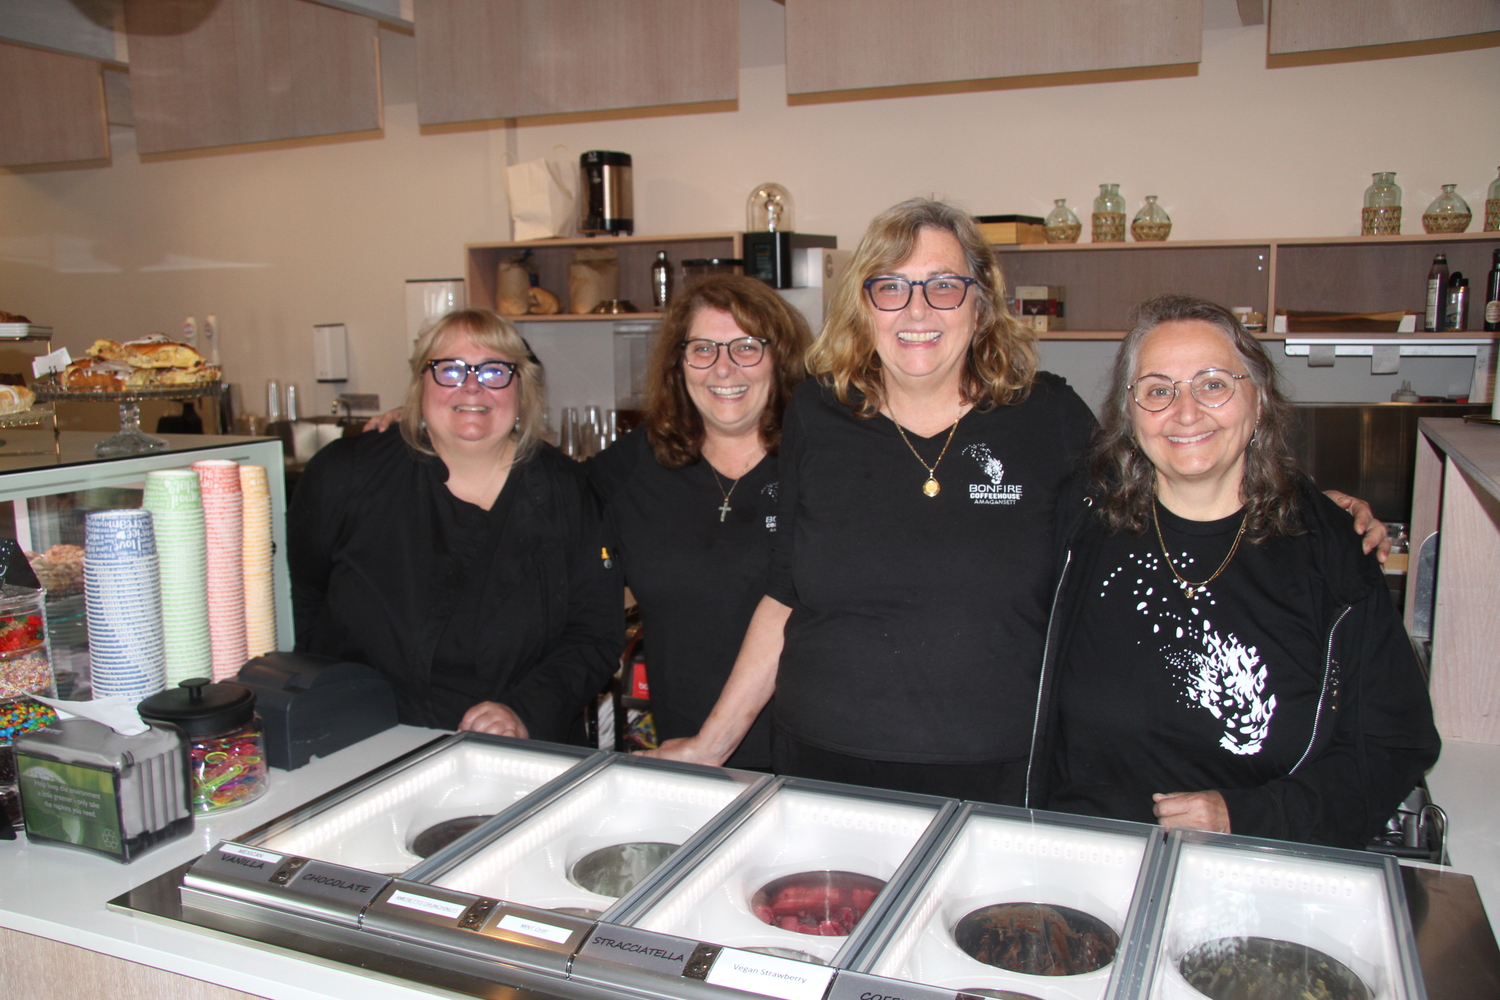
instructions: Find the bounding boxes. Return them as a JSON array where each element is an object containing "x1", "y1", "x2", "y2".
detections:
[
  {"x1": 1125, "y1": 830, "x2": 1426, "y2": 1000},
  {"x1": 848, "y1": 802, "x2": 1162, "y2": 1000},
  {"x1": 570, "y1": 778, "x2": 958, "y2": 1000},
  {"x1": 181, "y1": 733, "x2": 600, "y2": 928}
]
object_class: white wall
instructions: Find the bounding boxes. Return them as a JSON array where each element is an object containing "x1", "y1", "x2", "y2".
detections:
[{"x1": 1, "y1": 0, "x2": 1497, "y2": 422}]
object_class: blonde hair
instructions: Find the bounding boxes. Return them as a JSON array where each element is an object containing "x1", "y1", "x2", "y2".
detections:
[
  {"x1": 401, "y1": 309, "x2": 546, "y2": 463},
  {"x1": 808, "y1": 198, "x2": 1037, "y2": 417}
]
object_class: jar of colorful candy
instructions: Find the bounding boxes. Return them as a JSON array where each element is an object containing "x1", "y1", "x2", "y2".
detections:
[
  {"x1": 138, "y1": 677, "x2": 267, "y2": 811},
  {"x1": 0, "y1": 584, "x2": 57, "y2": 826}
]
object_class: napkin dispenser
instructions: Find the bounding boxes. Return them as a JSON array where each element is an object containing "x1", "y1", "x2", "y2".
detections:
[{"x1": 236, "y1": 652, "x2": 398, "y2": 770}]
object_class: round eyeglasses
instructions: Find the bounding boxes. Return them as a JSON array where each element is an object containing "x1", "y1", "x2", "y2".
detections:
[
  {"x1": 1128, "y1": 368, "x2": 1249, "y2": 412},
  {"x1": 681, "y1": 336, "x2": 770, "y2": 369},
  {"x1": 864, "y1": 275, "x2": 978, "y2": 311},
  {"x1": 426, "y1": 359, "x2": 516, "y2": 389}
]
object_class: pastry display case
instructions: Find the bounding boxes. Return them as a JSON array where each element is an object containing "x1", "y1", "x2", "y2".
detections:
[
  {"x1": 848, "y1": 802, "x2": 1162, "y2": 1000},
  {"x1": 1123, "y1": 830, "x2": 1425, "y2": 1000}
]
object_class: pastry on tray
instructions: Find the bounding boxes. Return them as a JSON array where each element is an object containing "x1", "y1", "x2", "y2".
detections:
[
  {"x1": 58, "y1": 336, "x2": 221, "y2": 390},
  {"x1": 0, "y1": 384, "x2": 35, "y2": 415}
]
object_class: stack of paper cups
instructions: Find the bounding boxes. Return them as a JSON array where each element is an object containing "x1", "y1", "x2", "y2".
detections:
[
  {"x1": 192, "y1": 459, "x2": 248, "y2": 681},
  {"x1": 142, "y1": 470, "x2": 212, "y2": 685},
  {"x1": 84, "y1": 509, "x2": 168, "y2": 700},
  {"x1": 240, "y1": 465, "x2": 276, "y2": 657}
]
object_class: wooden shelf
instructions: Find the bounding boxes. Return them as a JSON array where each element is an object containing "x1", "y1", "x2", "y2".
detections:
[
  {"x1": 465, "y1": 233, "x2": 743, "y2": 321},
  {"x1": 996, "y1": 231, "x2": 1500, "y2": 335}
]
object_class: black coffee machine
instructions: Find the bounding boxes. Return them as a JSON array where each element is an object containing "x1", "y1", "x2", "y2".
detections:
[{"x1": 580, "y1": 150, "x2": 633, "y2": 236}]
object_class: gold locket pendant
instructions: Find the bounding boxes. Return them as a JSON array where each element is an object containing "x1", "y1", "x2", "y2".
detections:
[{"x1": 923, "y1": 477, "x2": 941, "y2": 497}]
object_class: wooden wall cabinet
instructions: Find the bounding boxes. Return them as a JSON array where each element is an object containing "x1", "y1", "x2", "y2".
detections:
[
  {"x1": 994, "y1": 231, "x2": 1500, "y2": 337},
  {"x1": 465, "y1": 233, "x2": 743, "y2": 320},
  {"x1": 0, "y1": 41, "x2": 109, "y2": 168},
  {"x1": 123, "y1": 0, "x2": 382, "y2": 155},
  {"x1": 785, "y1": 0, "x2": 1201, "y2": 98},
  {"x1": 415, "y1": 0, "x2": 738, "y2": 125},
  {"x1": 1269, "y1": 0, "x2": 1500, "y2": 55}
]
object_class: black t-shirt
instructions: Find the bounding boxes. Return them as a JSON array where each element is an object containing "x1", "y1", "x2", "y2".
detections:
[
  {"x1": 768, "y1": 375, "x2": 1097, "y2": 764},
  {"x1": 589, "y1": 429, "x2": 778, "y2": 768},
  {"x1": 289, "y1": 429, "x2": 623, "y2": 739},
  {"x1": 1048, "y1": 502, "x2": 1325, "y2": 825}
]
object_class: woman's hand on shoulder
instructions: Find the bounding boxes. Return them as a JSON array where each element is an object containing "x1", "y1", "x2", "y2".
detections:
[
  {"x1": 636, "y1": 736, "x2": 726, "y2": 767},
  {"x1": 363, "y1": 407, "x2": 405, "y2": 433},
  {"x1": 459, "y1": 701, "x2": 529, "y2": 739},
  {"x1": 1152, "y1": 790, "x2": 1231, "y2": 834},
  {"x1": 1323, "y1": 489, "x2": 1390, "y2": 563}
]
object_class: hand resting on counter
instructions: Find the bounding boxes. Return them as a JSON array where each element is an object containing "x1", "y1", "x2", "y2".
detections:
[
  {"x1": 1152, "y1": 789, "x2": 1231, "y2": 834},
  {"x1": 459, "y1": 701, "x2": 529, "y2": 739}
]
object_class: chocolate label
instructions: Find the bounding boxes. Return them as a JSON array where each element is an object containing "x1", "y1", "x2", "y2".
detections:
[{"x1": 287, "y1": 861, "x2": 386, "y2": 906}]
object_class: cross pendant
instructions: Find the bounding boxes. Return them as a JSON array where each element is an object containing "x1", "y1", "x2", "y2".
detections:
[{"x1": 718, "y1": 499, "x2": 732, "y2": 522}]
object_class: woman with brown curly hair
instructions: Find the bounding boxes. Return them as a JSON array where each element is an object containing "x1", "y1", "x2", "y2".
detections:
[
  {"x1": 1028, "y1": 295, "x2": 1437, "y2": 846},
  {"x1": 588, "y1": 275, "x2": 812, "y2": 768}
]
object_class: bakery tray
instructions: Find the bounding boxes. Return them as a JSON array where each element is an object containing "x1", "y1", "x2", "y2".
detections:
[
  {"x1": 0, "y1": 403, "x2": 55, "y2": 428},
  {"x1": 0, "y1": 324, "x2": 52, "y2": 340},
  {"x1": 32, "y1": 382, "x2": 223, "y2": 402}
]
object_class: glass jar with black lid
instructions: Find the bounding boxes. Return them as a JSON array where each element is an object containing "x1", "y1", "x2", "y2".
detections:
[{"x1": 139, "y1": 677, "x2": 267, "y2": 812}]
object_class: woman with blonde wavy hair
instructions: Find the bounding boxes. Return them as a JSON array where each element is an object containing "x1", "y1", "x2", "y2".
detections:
[
  {"x1": 290, "y1": 308, "x2": 622, "y2": 742},
  {"x1": 646, "y1": 198, "x2": 1097, "y2": 802}
]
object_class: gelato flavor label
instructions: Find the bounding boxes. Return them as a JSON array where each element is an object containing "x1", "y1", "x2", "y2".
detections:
[
  {"x1": 579, "y1": 925, "x2": 694, "y2": 975},
  {"x1": 16, "y1": 757, "x2": 123, "y2": 858},
  {"x1": 706, "y1": 947, "x2": 835, "y2": 1000},
  {"x1": 288, "y1": 861, "x2": 387, "y2": 907},
  {"x1": 388, "y1": 889, "x2": 469, "y2": 920},
  {"x1": 219, "y1": 842, "x2": 282, "y2": 864},
  {"x1": 827, "y1": 972, "x2": 958, "y2": 1000},
  {"x1": 497, "y1": 912, "x2": 574, "y2": 944}
]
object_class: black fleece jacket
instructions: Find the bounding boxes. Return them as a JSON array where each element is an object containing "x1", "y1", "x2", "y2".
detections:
[{"x1": 1026, "y1": 479, "x2": 1441, "y2": 849}]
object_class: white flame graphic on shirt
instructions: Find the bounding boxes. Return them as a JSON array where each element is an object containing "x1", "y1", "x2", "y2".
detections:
[{"x1": 1102, "y1": 551, "x2": 1275, "y2": 756}]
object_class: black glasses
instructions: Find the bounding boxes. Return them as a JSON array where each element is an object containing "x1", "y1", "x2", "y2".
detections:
[
  {"x1": 1128, "y1": 368, "x2": 1249, "y2": 412},
  {"x1": 681, "y1": 337, "x2": 770, "y2": 369},
  {"x1": 864, "y1": 275, "x2": 978, "y2": 311},
  {"x1": 426, "y1": 358, "x2": 516, "y2": 389}
]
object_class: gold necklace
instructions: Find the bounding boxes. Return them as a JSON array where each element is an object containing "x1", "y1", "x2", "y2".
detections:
[
  {"x1": 891, "y1": 413, "x2": 962, "y2": 497},
  {"x1": 1152, "y1": 500, "x2": 1247, "y2": 599},
  {"x1": 709, "y1": 466, "x2": 740, "y2": 522}
]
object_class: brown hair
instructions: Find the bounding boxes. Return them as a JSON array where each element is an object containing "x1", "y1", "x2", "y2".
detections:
[
  {"x1": 401, "y1": 309, "x2": 546, "y2": 463},
  {"x1": 806, "y1": 198, "x2": 1037, "y2": 418},
  {"x1": 1091, "y1": 294, "x2": 1304, "y2": 540},
  {"x1": 644, "y1": 274, "x2": 812, "y2": 469}
]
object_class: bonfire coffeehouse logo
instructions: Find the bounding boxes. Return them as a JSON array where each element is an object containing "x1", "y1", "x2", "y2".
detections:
[{"x1": 964, "y1": 444, "x2": 1024, "y2": 505}]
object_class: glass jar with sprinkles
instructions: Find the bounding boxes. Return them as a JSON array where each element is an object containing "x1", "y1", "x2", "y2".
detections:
[{"x1": 138, "y1": 677, "x2": 267, "y2": 812}]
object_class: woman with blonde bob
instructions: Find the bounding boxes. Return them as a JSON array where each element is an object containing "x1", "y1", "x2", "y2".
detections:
[
  {"x1": 290, "y1": 308, "x2": 621, "y2": 741},
  {"x1": 646, "y1": 198, "x2": 1096, "y2": 801}
]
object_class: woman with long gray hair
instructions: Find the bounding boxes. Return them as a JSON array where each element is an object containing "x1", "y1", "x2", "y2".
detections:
[{"x1": 1028, "y1": 294, "x2": 1439, "y2": 846}]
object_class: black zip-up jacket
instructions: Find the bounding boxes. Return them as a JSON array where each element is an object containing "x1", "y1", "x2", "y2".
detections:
[{"x1": 1025, "y1": 478, "x2": 1441, "y2": 849}]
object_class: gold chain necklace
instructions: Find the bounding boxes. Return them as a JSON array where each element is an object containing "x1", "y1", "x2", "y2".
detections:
[
  {"x1": 891, "y1": 413, "x2": 962, "y2": 497},
  {"x1": 1152, "y1": 500, "x2": 1247, "y2": 599},
  {"x1": 709, "y1": 466, "x2": 740, "y2": 522}
]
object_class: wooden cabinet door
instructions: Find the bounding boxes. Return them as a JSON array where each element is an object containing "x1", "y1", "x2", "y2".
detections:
[
  {"x1": 415, "y1": 0, "x2": 738, "y2": 125},
  {"x1": 0, "y1": 41, "x2": 109, "y2": 168},
  {"x1": 1269, "y1": 0, "x2": 1500, "y2": 55},
  {"x1": 124, "y1": 0, "x2": 382, "y2": 155},
  {"x1": 786, "y1": 0, "x2": 1202, "y2": 98}
]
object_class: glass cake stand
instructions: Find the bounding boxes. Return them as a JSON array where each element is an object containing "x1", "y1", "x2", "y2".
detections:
[{"x1": 32, "y1": 383, "x2": 223, "y2": 457}]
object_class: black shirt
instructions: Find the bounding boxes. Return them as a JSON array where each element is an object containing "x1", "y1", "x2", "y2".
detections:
[
  {"x1": 289, "y1": 429, "x2": 623, "y2": 740},
  {"x1": 768, "y1": 376, "x2": 1097, "y2": 764},
  {"x1": 1048, "y1": 503, "x2": 1325, "y2": 824},
  {"x1": 588, "y1": 429, "x2": 778, "y2": 768}
]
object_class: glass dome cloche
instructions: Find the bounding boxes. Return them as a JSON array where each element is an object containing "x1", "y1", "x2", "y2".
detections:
[{"x1": 746, "y1": 183, "x2": 795, "y2": 233}]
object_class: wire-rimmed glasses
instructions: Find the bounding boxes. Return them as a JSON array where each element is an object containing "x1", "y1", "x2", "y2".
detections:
[
  {"x1": 426, "y1": 359, "x2": 517, "y2": 389},
  {"x1": 863, "y1": 275, "x2": 978, "y2": 311},
  {"x1": 1128, "y1": 368, "x2": 1249, "y2": 412},
  {"x1": 681, "y1": 337, "x2": 770, "y2": 369}
]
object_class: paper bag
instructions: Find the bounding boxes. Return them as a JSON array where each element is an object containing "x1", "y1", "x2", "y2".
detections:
[{"x1": 505, "y1": 156, "x2": 575, "y2": 241}]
